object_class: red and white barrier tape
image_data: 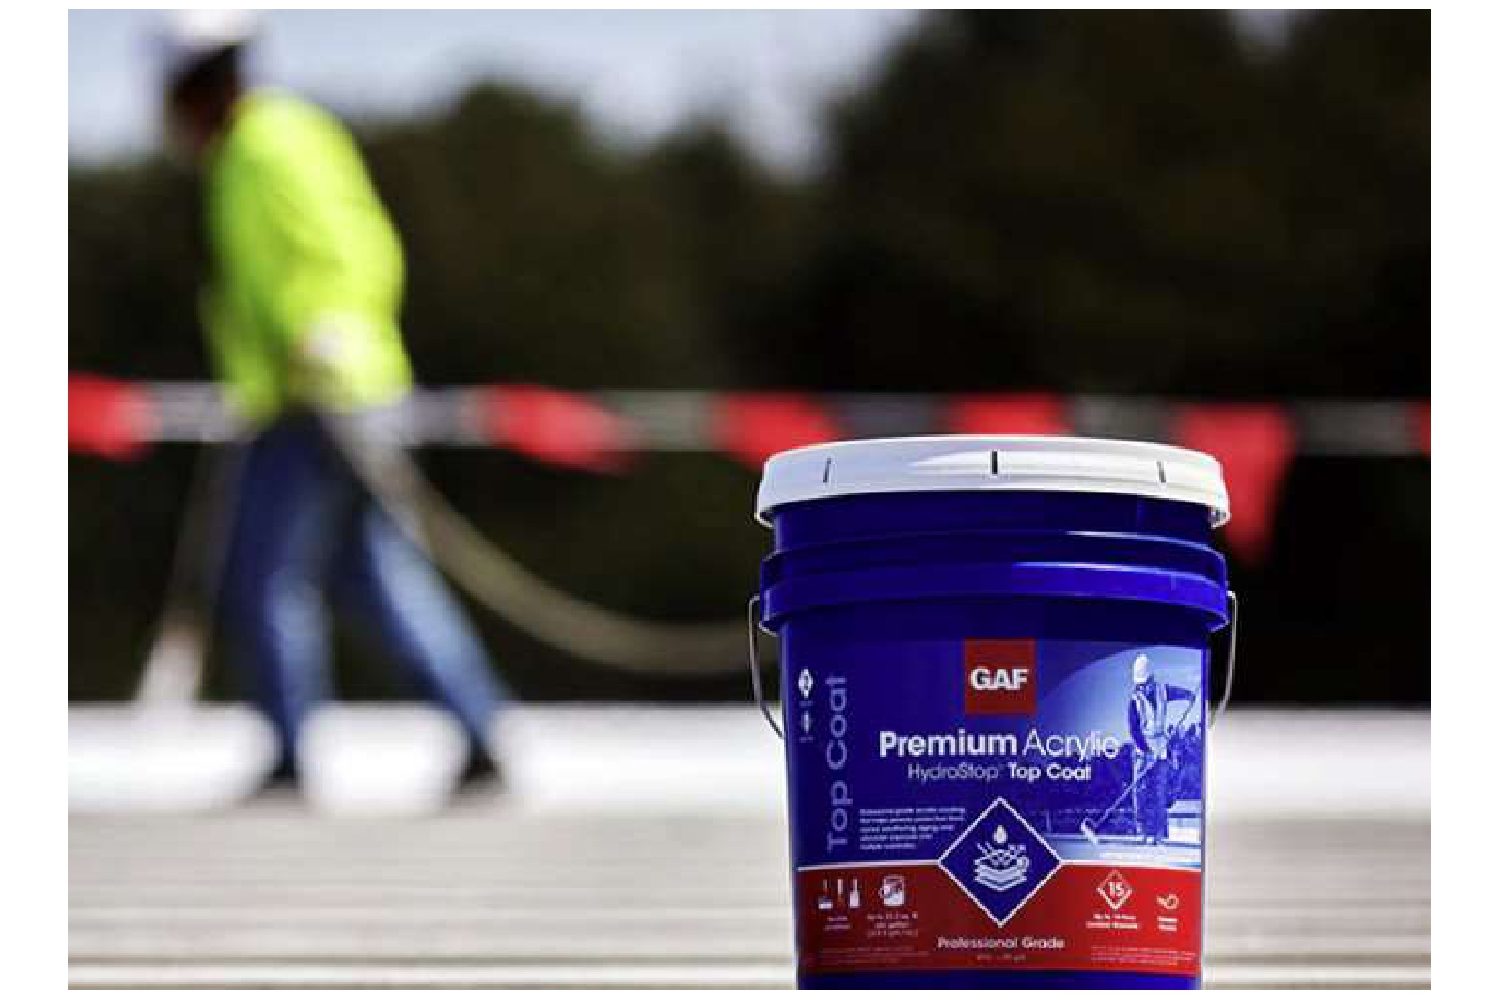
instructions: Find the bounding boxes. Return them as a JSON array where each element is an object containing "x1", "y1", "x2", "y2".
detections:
[
  {"x1": 71, "y1": 375, "x2": 1429, "y2": 566},
  {"x1": 71, "y1": 376, "x2": 1431, "y2": 464}
]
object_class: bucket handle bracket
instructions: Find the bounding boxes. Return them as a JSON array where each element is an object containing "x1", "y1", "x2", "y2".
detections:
[{"x1": 1211, "y1": 589, "x2": 1239, "y2": 729}]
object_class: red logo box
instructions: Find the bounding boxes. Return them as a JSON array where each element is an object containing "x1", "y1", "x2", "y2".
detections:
[{"x1": 963, "y1": 639, "x2": 1038, "y2": 715}]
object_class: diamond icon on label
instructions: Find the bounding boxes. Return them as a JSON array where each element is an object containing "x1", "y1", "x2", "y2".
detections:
[
  {"x1": 939, "y1": 796, "x2": 1061, "y2": 928},
  {"x1": 1097, "y1": 870, "x2": 1133, "y2": 911},
  {"x1": 797, "y1": 669, "x2": 814, "y2": 699}
]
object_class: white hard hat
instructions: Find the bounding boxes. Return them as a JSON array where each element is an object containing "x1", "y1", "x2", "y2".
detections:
[
  {"x1": 156, "y1": 9, "x2": 259, "y2": 86},
  {"x1": 1131, "y1": 654, "x2": 1152, "y2": 685}
]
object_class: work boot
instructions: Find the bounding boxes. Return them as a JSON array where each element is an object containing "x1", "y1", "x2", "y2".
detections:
[
  {"x1": 245, "y1": 757, "x2": 303, "y2": 805},
  {"x1": 452, "y1": 742, "x2": 506, "y2": 800}
]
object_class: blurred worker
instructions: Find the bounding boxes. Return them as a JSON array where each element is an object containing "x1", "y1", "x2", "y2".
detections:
[
  {"x1": 1127, "y1": 654, "x2": 1194, "y2": 844},
  {"x1": 158, "y1": 11, "x2": 506, "y2": 798}
]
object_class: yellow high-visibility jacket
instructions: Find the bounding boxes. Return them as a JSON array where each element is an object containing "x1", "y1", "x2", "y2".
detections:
[{"x1": 202, "y1": 90, "x2": 413, "y2": 422}]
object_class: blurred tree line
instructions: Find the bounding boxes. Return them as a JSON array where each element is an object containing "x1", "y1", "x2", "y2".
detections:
[{"x1": 70, "y1": 10, "x2": 1429, "y2": 704}]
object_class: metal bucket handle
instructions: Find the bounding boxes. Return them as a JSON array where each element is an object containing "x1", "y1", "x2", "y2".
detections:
[{"x1": 746, "y1": 595, "x2": 782, "y2": 738}]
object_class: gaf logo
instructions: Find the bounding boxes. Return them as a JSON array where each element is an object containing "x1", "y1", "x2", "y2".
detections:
[{"x1": 963, "y1": 640, "x2": 1038, "y2": 715}]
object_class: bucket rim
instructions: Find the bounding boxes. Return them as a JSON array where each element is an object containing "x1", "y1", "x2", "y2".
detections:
[{"x1": 755, "y1": 434, "x2": 1230, "y2": 527}]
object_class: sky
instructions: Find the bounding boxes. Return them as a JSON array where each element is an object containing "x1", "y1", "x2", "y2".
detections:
[{"x1": 68, "y1": 9, "x2": 921, "y2": 175}]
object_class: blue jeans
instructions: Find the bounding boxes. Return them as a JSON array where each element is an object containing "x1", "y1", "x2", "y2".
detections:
[
  {"x1": 220, "y1": 412, "x2": 503, "y2": 772},
  {"x1": 1133, "y1": 750, "x2": 1170, "y2": 841}
]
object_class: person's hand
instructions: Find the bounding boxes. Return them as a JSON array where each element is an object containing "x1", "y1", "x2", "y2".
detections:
[{"x1": 289, "y1": 314, "x2": 369, "y2": 409}]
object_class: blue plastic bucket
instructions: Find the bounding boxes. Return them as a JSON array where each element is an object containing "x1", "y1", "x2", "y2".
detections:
[{"x1": 752, "y1": 436, "x2": 1234, "y2": 990}]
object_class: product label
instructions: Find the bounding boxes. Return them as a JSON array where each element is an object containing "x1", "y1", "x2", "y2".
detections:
[{"x1": 788, "y1": 639, "x2": 1206, "y2": 978}]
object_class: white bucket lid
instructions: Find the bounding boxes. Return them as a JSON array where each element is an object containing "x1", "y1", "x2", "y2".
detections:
[{"x1": 756, "y1": 435, "x2": 1230, "y2": 526}]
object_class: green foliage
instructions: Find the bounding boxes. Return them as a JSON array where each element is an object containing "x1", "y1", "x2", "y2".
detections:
[
  {"x1": 369, "y1": 85, "x2": 728, "y2": 388},
  {"x1": 763, "y1": 10, "x2": 1429, "y2": 394},
  {"x1": 69, "y1": 11, "x2": 1429, "y2": 703}
]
